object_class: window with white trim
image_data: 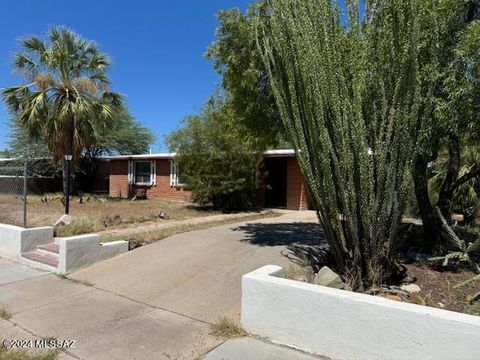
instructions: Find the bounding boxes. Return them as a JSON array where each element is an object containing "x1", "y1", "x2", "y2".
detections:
[
  {"x1": 128, "y1": 160, "x2": 156, "y2": 186},
  {"x1": 170, "y1": 160, "x2": 182, "y2": 187}
]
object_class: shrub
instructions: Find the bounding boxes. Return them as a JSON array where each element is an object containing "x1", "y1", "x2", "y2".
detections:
[{"x1": 167, "y1": 101, "x2": 263, "y2": 212}]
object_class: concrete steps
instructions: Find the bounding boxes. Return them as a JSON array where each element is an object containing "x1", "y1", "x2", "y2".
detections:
[
  {"x1": 22, "y1": 242, "x2": 59, "y2": 268},
  {"x1": 38, "y1": 243, "x2": 59, "y2": 254}
]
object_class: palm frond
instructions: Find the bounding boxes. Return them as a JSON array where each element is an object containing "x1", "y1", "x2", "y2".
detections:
[
  {"x1": 87, "y1": 53, "x2": 110, "y2": 72},
  {"x1": 14, "y1": 52, "x2": 37, "y2": 71},
  {"x1": 21, "y1": 36, "x2": 47, "y2": 57},
  {"x1": 4, "y1": 26, "x2": 124, "y2": 162}
]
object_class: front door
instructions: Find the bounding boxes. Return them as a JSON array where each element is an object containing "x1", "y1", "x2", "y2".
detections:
[{"x1": 264, "y1": 157, "x2": 287, "y2": 208}]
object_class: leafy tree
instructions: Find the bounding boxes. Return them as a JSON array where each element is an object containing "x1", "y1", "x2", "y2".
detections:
[
  {"x1": 167, "y1": 98, "x2": 262, "y2": 211},
  {"x1": 412, "y1": 0, "x2": 480, "y2": 249},
  {"x1": 259, "y1": 0, "x2": 422, "y2": 288},
  {"x1": 206, "y1": 2, "x2": 282, "y2": 148},
  {"x1": 2, "y1": 27, "x2": 123, "y2": 195},
  {"x1": 4, "y1": 118, "x2": 50, "y2": 159},
  {"x1": 430, "y1": 146, "x2": 480, "y2": 224},
  {"x1": 0, "y1": 149, "x2": 14, "y2": 159},
  {"x1": 97, "y1": 110, "x2": 155, "y2": 156},
  {"x1": 78, "y1": 110, "x2": 155, "y2": 192},
  {"x1": 4, "y1": 109, "x2": 155, "y2": 192}
]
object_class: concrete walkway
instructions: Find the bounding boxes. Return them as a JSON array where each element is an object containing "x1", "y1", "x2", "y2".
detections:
[{"x1": 0, "y1": 211, "x2": 323, "y2": 359}]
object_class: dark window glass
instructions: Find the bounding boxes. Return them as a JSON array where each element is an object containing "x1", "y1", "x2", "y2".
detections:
[{"x1": 135, "y1": 161, "x2": 151, "y2": 184}]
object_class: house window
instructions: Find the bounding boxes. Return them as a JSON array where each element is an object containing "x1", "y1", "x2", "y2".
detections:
[
  {"x1": 128, "y1": 160, "x2": 156, "y2": 186},
  {"x1": 135, "y1": 161, "x2": 151, "y2": 184},
  {"x1": 170, "y1": 160, "x2": 182, "y2": 187}
]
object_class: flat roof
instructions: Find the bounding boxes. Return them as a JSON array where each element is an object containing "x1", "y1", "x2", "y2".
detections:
[
  {"x1": 102, "y1": 152, "x2": 177, "y2": 161},
  {"x1": 263, "y1": 149, "x2": 295, "y2": 157},
  {"x1": 0, "y1": 149, "x2": 297, "y2": 163},
  {"x1": 103, "y1": 149, "x2": 296, "y2": 161}
]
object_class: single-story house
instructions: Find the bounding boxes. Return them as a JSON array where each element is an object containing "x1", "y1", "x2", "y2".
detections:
[{"x1": 95, "y1": 150, "x2": 312, "y2": 211}]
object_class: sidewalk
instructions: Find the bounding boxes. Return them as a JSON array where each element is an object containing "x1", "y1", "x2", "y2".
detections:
[
  {"x1": 206, "y1": 337, "x2": 327, "y2": 360},
  {"x1": 0, "y1": 257, "x2": 218, "y2": 359}
]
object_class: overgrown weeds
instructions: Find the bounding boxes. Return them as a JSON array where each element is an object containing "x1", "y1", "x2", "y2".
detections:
[
  {"x1": 0, "y1": 307, "x2": 12, "y2": 320},
  {"x1": 210, "y1": 315, "x2": 246, "y2": 339},
  {"x1": 283, "y1": 264, "x2": 313, "y2": 282},
  {"x1": 0, "y1": 348, "x2": 59, "y2": 360}
]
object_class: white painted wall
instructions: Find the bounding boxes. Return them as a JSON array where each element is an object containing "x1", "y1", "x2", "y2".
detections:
[
  {"x1": 242, "y1": 265, "x2": 480, "y2": 360},
  {"x1": 57, "y1": 234, "x2": 128, "y2": 274},
  {"x1": 0, "y1": 224, "x2": 53, "y2": 259}
]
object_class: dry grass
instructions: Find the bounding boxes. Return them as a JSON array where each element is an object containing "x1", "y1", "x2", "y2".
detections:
[
  {"x1": 0, "y1": 348, "x2": 59, "y2": 360},
  {"x1": 411, "y1": 292, "x2": 436, "y2": 307},
  {"x1": 101, "y1": 212, "x2": 281, "y2": 245},
  {"x1": 0, "y1": 307, "x2": 12, "y2": 320},
  {"x1": 283, "y1": 264, "x2": 313, "y2": 282},
  {"x1": 0, "y1": 193, "x2": 220, "y2": 233},
  {"x1": 210, "y1": 315, "x2": 247, "y2": 339}
]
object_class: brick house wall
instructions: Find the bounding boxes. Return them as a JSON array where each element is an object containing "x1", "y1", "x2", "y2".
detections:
[
  {"x1": 286, "y1": 157, "x2": 311, "y2": 210},
  {"x1": 102, "y1": 151, "x2": 310, "y2": 210},
  {"x1": 108, "y1": 159, "x2": 190, "y2": 201},
  {"x1": 109, "y1": 160, "x2": 130, "y2": 198},
  {"x1": 139, "y1": 159, "x2": 190, "y2": 201}
]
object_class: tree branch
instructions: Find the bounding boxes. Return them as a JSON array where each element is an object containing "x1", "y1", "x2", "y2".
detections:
[{"x1": 452, "y1": 163, "x2": 480, "y2": 191}]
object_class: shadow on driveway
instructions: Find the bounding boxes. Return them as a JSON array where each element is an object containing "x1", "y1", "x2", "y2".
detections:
[
  {"x1": 233, "y1": 222, "x2": 324, "y2": 247},
  {"x1": 233, "y1": 222, "x2": 330, "y2": 271}
]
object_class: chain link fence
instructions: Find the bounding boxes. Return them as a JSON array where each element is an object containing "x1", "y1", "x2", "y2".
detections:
[
  {"x1": 0, "y1": 156, "x2": 63, "y2": 228},
  {"x1": 0, "y1": 157, "x2": 28, "y2": 227}
]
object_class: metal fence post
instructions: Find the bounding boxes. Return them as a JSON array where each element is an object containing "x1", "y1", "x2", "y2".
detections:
[{"x1": 23, "y1": 156, "x2": 28, "y2": 228}]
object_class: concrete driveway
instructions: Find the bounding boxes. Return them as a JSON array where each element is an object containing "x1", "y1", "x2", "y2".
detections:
[{"x1": 0, "y1": 211, "x2": 322, "y2": 359}]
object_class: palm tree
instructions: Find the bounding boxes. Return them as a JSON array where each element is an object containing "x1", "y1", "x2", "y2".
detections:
[{"x1": 2, "y1": 26, "x2": 123, "y2": 197}]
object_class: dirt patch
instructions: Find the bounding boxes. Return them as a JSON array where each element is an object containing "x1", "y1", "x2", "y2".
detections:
[
  {"x1": 0, "y1": 193, "x2": 220, "y2": 233},
  {"x1": 400, "y1": 262, "x2": 480, "y2": 316},
  {"x1": 288, "y1": 260, "x2": 480, "y2": 316},
  {"x1": 102, "y1": 211, "x2": 282, "y2": 245}
]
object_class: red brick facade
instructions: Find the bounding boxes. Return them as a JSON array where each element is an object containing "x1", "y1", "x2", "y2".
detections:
[
  {"x1": 107, "y1": 159, "x2": 190, "y2": 201},
  {"x1": 286, "y1": 157, "x2": 311, "y2": 210},
  {"x1": 100, "y1": 153, "x2": 310, "y2": 210},
  {"x1": 109, "y1": 160, "x2": 130, "y2": 198}
]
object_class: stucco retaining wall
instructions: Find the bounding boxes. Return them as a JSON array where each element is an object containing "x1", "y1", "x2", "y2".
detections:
[
  {"x1": 241, "y1": 265, "x2": 480, "y2": 360},
  {"x1": 0, "y1": 224, "x2": 53, "y2": 259},
  {"x1": 57, "y1": 234, "x2": 128, "y2": 274}
]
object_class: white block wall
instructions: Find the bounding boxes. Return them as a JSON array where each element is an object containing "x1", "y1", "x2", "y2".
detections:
[
  {"x1": 241, "y1": 265, "x2": 480, "y2": 360},
  {"x1": 0, "y1": 224, "x2": 53, "y2": 259},
  {"x1": 57, "y1": 234, "x2": 128, "y2": 274}
]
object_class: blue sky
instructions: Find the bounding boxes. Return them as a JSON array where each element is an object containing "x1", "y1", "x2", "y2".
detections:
[{"x1": 0, "y1": 0, "x2": 248, "y2": 152}]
